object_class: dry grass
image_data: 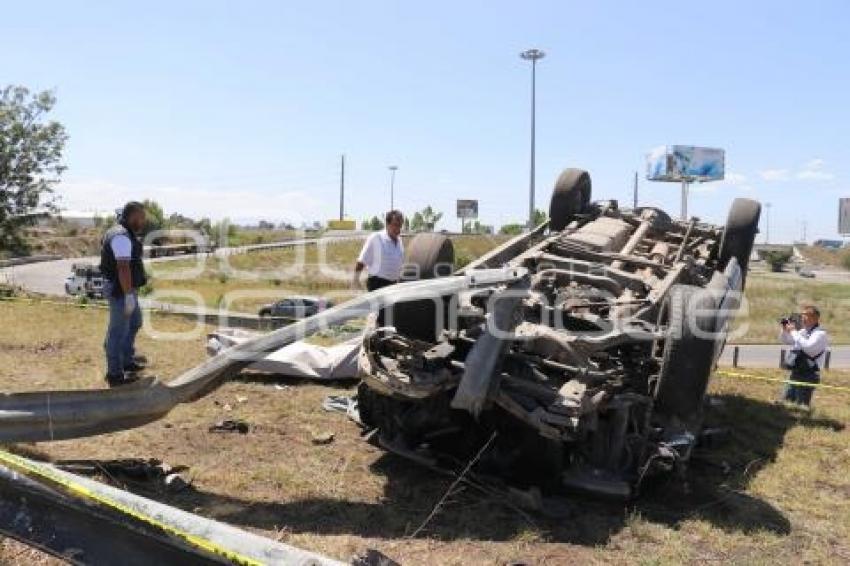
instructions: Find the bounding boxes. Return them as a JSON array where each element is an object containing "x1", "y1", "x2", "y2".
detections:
[
  {"x1": 1, "y1": 300, "x2": 849, "y2": 564},
  {"x1": 732, "y1": 273, "x2": 850, "y2": 344},
  {"x1": 147, "y1": 235, "x2": 508, "y2": 313},
  {"x1": 797, "y1": 245, "x2": 850, "y2": 270}
]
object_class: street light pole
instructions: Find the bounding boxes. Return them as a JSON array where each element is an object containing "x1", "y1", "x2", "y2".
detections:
[
  {"x1": 388, "y1": 165, "x2": 398, "y2": 211},
  {"x1": 520, "y1": 48, "x2": 545, "y2": 230}
]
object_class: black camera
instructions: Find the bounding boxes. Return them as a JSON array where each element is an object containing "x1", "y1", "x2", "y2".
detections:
[{"x1": 779, "y1": 313, "x2": 802, "y2": 328}]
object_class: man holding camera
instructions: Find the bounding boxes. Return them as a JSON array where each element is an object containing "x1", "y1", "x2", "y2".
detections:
[{"x1": 779, "y1": 305, "x2": 828, "y2": 406}]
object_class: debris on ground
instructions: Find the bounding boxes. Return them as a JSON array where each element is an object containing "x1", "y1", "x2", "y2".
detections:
[
  {"x1": 208, "y1": 419, "x2": 251, "y2": 434},
  {"x1": 206, "y1": 328, "x2": 362, "y2": 380},
  {"x1": 55, "y1": 458, "x2": 190, "y2": 492},
  {"x1": 311, "y1": 431, "x2": 335, "y2": 445},
  {"x1": 322, "y1": 394, "x2": 361, "y2": 425},
  {"x1": 351, "y1": 548, "x2": 400, "y2": 566}
]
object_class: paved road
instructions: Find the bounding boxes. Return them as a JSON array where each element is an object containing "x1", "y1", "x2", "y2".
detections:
[
  {"x1": 0, "y1": 234, "x2": 364, "y2": 297},
  {"x1": 719, "y1": 344, "x2": 850, "y2": 369}
]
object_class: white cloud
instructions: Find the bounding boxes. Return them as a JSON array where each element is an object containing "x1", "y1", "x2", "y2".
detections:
[
  {"x1": 55, "y1": 178, "x2": 324, "y2": 224},
  {"x1": 758, "y1": 169, "x2": 790, "y2": 181},
  {"x1": 725, "y1": 172, "x2": 747, "y2": 184},
  {"x1": 796, "y1": 157, "x2": 835, "y2": 181}
]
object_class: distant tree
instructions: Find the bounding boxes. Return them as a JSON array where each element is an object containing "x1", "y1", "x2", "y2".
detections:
[
  {"x1": 257, "y1": 220, "x2": 275, "y2": 231},
  {"x1": 0, "y1": 86, "x2": 68, "y2": 253},
  {"x1": 194, "y1": 217, "x2": 212, "y2": 235},
  {"x1": 471, "y1": 220, "x2": 493, "y2": 234},
  {"x1": 531, "y1": 208, "x2": 548, "y2": 226},
  {"x1": 409, "y1": 206, "x2": 442, "y2": 232},
  {"x1": 499, "y1": 223, "x2": 524, "y2": 236},
  {"x1": 166, "y1": 212, "x2": 195, "y2": 229},
  {"x1": 410, "y1": 211, "x2": 425, "y2": 232},
  {"x1": 764, "y1": 250, "x2": 792, "y2": 272},
  {"x1": 141, "y1": 199, "x2": 165, "y2": 235},
  {"x1": 420, "y1": 206, "x2": 442, "y2": 231},
  {"x1": 368, "y1": 216, "x2": 384, "y2": 231},
  {"x1": 403, "y1": 217, "x2": 410, "y2": 231},
  {"x1": 212, "y1": 218, "x2": 237, "y2": 244}
]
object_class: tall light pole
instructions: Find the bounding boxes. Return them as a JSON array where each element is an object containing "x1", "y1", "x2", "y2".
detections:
[
  {"x1": 339, "y1": 154, "x2": 345, "y2": 221},
  {"x1": 388, "y1": 165, "x2": 398, "y2": 211},
  {"x1": 520, "y1": 48, "x2": 545, "y2": 229}
]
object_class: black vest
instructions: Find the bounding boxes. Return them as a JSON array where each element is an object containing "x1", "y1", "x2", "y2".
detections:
[{"x1": 99, "y1": 223, "x2": 147, "y2": 296}]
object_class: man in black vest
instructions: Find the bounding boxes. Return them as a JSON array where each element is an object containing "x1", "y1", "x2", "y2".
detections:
[
  {"x1": 100, "y1": 201, "x2": 148, "y2": 387},
  {"x1": 780, "y1": 305, "x2": 829, "y2": 406}
]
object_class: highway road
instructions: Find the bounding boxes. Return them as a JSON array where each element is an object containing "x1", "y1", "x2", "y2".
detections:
[
  {"x1": 718, "y1": 344, "x2": 850, "y2": 369},
  {"x1": 0, "y1": 234, "x2": 364, "y2": 297}
]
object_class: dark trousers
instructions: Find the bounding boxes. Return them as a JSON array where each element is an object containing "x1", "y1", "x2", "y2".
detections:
[
  {"x1": 784, "y1": 369, "x2": 820, "y2": 406},
  {"x1": 367, "y1": 276, "x2": 396, "y2": 326},
  {"x1": 366, "y1": 276, "x2": 396, "y2": 292}
]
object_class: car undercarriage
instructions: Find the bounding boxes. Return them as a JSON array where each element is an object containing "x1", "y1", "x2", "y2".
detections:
[{"x1": 357, "y1": 168, "x2": 761, "y2": 498}]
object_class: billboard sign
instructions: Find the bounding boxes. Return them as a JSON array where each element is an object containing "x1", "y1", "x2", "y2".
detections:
[
  {"x1": 457, "y1": 199, "x2": 478, "y2": 219},
  {"x1": 840, "y1": 198, "x2": 850, "y2": 235},
  {"x1": 646, "y1": 145, "x2": 725, "y2": 182}
]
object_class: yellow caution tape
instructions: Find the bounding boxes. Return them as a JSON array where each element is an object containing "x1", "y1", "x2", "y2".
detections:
[
  {"x1": 0, "y1": 450, "x2": 262, "y2": 565},
  {"x1": 716, "y1": 370, "x2": 850, "y2": 394}
]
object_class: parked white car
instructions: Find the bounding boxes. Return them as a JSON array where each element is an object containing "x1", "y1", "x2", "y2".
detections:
[{"x1": 65, "y1": 263, "x2": 105, "y2": 298}]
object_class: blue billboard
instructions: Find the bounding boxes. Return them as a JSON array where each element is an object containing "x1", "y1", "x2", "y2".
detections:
[{"x1": 646, "y1": 146, "x2": 725, "y2": 182}]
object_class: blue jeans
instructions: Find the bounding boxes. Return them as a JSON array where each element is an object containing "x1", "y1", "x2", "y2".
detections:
[{"x1": 103, "y1": 282, "x2": 142, "y2": 377}]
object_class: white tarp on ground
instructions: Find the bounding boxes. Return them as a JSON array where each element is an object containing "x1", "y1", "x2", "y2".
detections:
[{"x1": 206, "y1": 328, "x2": 363, "y2": 380}]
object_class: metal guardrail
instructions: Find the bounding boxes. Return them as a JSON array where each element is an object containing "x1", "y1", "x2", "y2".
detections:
[{"x1": 0, "y1": 254, "x2": 62, "y2": 268}]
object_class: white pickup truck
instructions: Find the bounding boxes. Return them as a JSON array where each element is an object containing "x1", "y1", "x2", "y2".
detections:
[{"x1": 64, "y1": 263, "x2": 105, "y2": 299}]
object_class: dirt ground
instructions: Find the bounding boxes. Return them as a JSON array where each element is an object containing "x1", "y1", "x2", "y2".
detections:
[{"x1": 1, "y1": 301, "x2": 849, "y2": 565}]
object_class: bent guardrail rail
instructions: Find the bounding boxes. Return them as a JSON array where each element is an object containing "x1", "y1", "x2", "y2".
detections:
[{"x1": 0, "y1": 268, "x2": 527, "y2": 443}]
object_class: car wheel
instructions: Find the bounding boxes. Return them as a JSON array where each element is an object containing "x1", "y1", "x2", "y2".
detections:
[
  {"x1": 403, "y1": 233, "x2": 455, "y2": 279},
  {"x1": 718, "y1": 198, "x2": 761, "y2": 288},
  {"x1": 653, "y1": 284, "x2": 718, "y2": 428},
  {"x1": 549, "y1": 168, "x2": 592, "y2": 231},
  {"x1": 391, "y1": 233, "x2": 455, "y2": 343}
]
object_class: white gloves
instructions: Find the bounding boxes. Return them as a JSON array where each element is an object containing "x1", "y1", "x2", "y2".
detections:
[{"x1": 123, "y1": 293, "x2": 137, "y2": 318}]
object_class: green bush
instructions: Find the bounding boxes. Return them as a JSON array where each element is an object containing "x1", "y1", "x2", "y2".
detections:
[{"x1": 763, "y1": 250, "x2": 792, "y2": 272}]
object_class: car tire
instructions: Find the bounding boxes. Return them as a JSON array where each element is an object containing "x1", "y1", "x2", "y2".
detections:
[
  {"x1": 391, "y1": 233, "x2": 455, "y2": 343},
  {"x1": 403, "y1": 233, "x2": 455, "y2": 280},
  {"x1": 718, "y1": 198, "x2": 761, "y2": 287},
  {"x1": 549, "y1": 168, "x2": 592, "y2": 231},
  {"x1": 654, "y1": 284, "x2": 718, "y2": 427}
]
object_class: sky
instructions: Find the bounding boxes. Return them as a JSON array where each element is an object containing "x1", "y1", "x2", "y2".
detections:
[{"x1": 2, "y1": 0, "x2": 848, "y2": 242}]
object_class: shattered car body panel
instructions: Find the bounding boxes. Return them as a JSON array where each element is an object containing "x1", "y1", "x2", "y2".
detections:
[{"x1": 357, "y1": 190, "x2": 757, "y2": 498}]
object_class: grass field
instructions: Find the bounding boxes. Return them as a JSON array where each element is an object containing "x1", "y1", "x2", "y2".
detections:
[
  {"x1": 734, "y1": 274, "x2": 850, "y2": 343},
  {"x1": 146, "y1": 234, "x2": 509, "y2": 313},
  {"x1": 1, "y1": 300, "x2": 849, "y2": 564}
]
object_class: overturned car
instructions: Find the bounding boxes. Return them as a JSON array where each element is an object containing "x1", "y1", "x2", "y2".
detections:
[{"x1": 357, "y1": 168, "x2": 761, "y2": 498}]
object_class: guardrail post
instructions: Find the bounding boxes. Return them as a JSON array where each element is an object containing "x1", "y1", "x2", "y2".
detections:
[
  {"x1": 732, "y1": 345, "x2": 739, "y2": 368},
  {"x1": 779, "y1": 348, "x2": 785, "y2": 369},
  {"x1": 825, "y1": 349, "x2": 831, "y2": 370}
]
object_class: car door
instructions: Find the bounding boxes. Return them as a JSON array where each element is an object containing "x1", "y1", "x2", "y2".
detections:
[{"x1": 273, "y1": 299, "x2": 293, "y2": 317}]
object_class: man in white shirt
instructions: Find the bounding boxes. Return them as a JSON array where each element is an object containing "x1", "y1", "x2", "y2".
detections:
[
  {"x1": 99, "y1": 202, "x2": 148, "y2": 387},
  {"x1": 353, "y1": 210, "x2": 405, "y2": 291},
  {"x1": 779, "y1": 305, "x2": 829, "y2": 406}
]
